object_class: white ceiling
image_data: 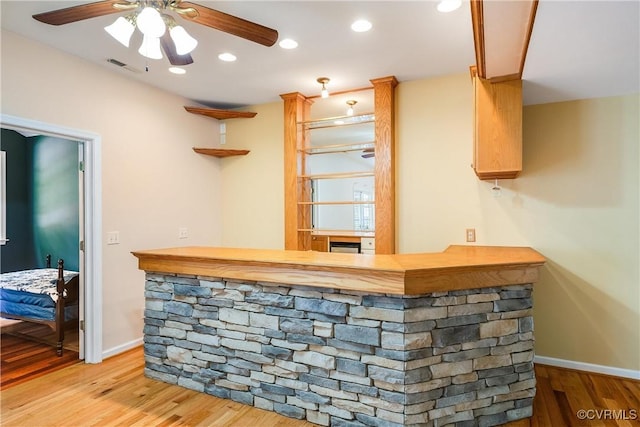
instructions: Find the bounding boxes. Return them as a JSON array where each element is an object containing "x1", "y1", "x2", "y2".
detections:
[{"x1": 1, "y1": 1, "x2": 638, "y2": 108}]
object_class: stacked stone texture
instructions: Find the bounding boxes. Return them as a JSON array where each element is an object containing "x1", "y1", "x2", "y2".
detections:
[{"x1": 144, "y1": 273, "x2": 535, "y2": 427}]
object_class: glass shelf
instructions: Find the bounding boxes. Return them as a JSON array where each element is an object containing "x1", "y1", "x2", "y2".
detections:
[
  {"x1": 298, "y1": 201, "x2": 375, "y2": 205},
  {"x1": 300, "y1": 142, "x2": 374, "y2": 155},
  {"x1": 299, "y1": 113, "x2": 375, "y2": 130},
  {"x1": 300, "y1": 171, "x2": 374, "y2": 180}
]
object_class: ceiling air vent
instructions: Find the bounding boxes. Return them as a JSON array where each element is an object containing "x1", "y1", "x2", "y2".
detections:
[
  {"x1": 106, "y1": 58, "x2": 141, "y2": 73},
  {"x1": 107, "y1": 58, "x2": 126, "y2": 67}
]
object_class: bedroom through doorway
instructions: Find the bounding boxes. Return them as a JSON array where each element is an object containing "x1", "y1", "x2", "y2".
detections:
[
  {"x1": 0, "y1": 129, "x2": 83, "y2": 375},
  {"x1": 0, "y1": 114, "x2": 102, "y2": 370}
]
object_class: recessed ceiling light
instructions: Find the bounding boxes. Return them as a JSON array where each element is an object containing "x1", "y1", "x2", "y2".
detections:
[
  {"x1": 351, "y1": 19, "x2": 372, "y2": 33},
  {"x1": 437, "y1": 0, "x2": 462, "y2": 13},
  {"x1": 279, "y1": 38, "x2": 298, "y2": 49},
  {"x1": 168, "y1": 67, "x2": 186, "y2": 75},
  {"x1": 218, "y1": 52, "x2": 237, "y2": 62}
]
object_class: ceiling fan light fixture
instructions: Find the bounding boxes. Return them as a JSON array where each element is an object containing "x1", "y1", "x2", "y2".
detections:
[
  {"x1": 137, "y1": 6, "x2": 166, "y2": 37},
  {"x1": 317, "y1": 77, "x2": 330, "y2": 98},
  {"x1": 138, "y1": 34, "x2": 163, "y2": 60},
  {"x1": 170, "y1": 25, "x2": 198, "y2": 55},
  {"x1": 104, "y1": 15, "x2": 135, "y2": 47}
]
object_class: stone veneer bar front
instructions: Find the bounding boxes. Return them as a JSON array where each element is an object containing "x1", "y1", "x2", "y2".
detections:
[{"x1": 133, "y1": 245, "x2": 545, "y2": 427}]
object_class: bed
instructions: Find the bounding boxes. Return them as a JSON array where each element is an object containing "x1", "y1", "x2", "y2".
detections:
[{"x1": 0, "y1": 255, "x2": 79, "y2": 356}]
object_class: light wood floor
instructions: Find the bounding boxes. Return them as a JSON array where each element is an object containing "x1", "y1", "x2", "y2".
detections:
[{"x1": 1, "y1": 346, "x2": 638, "y2": 426}]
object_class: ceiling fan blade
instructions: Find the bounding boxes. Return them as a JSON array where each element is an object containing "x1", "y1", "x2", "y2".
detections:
[
  {"x1": 178, "y1": 2, "x2": 278, "y2": 47},
  {"x1": 160, "y1": 33, "x2": 194, "y2": 66},
  {"x1": 33, "y1": 1, "x2": 127, "y2": 26},
  {"x1": 362, "y1": 147, "x2": 375, "y2": 158}
]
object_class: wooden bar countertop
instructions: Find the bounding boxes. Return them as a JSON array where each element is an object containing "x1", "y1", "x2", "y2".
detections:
[{"x1": 133, "y1": 246, "x2": 544, "y2": 296}]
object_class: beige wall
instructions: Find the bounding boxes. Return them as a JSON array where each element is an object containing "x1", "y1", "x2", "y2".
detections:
[
  {"x1": 220, "y1": 101, "x2": 284, "y2": 249},
  {"x1": 3, "y1": 28, "x2": 637, "y2": 371},
  {"x1": 1, "y1": 30, "x2": 223, "y2": 353},
  {"x1": 223, "y1": 74, "x2": 639, "y2": 371},
  {"x1": 396, "y1": 75, "x2": 639, "y2": 370}
]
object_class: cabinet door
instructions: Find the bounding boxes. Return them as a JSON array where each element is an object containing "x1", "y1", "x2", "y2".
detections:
[
  {"x1": 311, "y1": 235, "x2": 328, "y2": 252},
  {"x1": 473, "y1": 77, "x2": 522, "y2": 180}
]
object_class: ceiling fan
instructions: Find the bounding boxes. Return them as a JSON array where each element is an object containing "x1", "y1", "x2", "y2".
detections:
[{"x1": 32, "y1": 0, "x2": 279, "y2": 66}]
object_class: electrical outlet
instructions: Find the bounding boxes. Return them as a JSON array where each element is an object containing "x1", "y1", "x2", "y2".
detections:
[
  {"x1": 178, "y1": 227, "x2": 188, "y2": 239},
  {"x1": 466, "y1": 228, "x2": 476, "y2": 242},
  {"x1": 107, "y1": 231, "x2": 120, "y2": 245}
]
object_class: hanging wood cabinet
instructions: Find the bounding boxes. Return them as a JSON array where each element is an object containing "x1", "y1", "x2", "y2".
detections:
[{"x1": 471, "y1": 67, "x2": 523, "y2": 180}]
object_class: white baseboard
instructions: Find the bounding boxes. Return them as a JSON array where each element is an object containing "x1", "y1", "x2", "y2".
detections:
[
  {"x1": 102, "y1": 338, "x2": 143, "y2": 360},
  {"x1": 534, "y1": 355, "x2": 640, "y2": 380}
]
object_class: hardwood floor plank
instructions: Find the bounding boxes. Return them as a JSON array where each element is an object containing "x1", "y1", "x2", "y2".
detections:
[
  {"x1": 614, "y1": 378, "x2": 640, "y2": 410},
  {"x1": 2, "y1": 348, "x2": 638, "y2": 427},
  {"x1": 0, "y1": 333, "x2": 79, "y2": 390},
  {"x1": 534, "y1": 370, "x2": 564, "y2": 426}
]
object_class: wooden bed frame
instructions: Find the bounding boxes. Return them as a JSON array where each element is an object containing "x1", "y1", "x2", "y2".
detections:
[{"x1": 0, "y1": 255, "x2": 79, "y2": 356}]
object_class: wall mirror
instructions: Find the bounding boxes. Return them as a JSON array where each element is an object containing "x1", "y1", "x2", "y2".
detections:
[
  {"x1": 302, "y1": 89, "x2": 375, "y2": 232},
  {"x1": 282, "y1": 76, "x2": 397, "y2": 253}
]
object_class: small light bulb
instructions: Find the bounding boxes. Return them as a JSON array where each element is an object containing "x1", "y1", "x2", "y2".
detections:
[
  {"x1": 278, "y1": 38, "x2": 298, "y2": 49},
  {"x1": 351, "y1": 19, "x2": 372, "y2": 32},
  {"x1": 437, "y1": 0, "x2": 462, "y2": 13},
  {"x1": 218, "y1": 52, "x2": 237, "y2": 62}
]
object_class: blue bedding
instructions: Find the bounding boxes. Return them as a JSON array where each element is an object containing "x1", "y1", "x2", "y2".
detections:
[
  {"x1": 0, "y1": 268, "x2": 79, "y2": 322},
  {"x1": 0, "y1": 296, "x2": 77, "y2": 321}
]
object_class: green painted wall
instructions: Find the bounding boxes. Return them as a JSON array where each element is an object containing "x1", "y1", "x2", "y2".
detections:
[
  {"x1": 31, "y1": 136, "x2": 80, "y2": 271},
  {"x1": 1, "y1": 129, "x2": 35, "y2": 271},
  {"x1": 0, "y1": 130, "x2": 79, "y2": 272}
]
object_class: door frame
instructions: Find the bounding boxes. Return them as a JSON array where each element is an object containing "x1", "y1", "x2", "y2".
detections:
[{"x1": 1, "y1": 113, "x2": 103, "y2": 363}]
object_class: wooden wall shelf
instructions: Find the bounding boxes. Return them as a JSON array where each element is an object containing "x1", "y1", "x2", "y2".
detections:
[
  {"x1": 193, "y1": 148, "x2": 250, "y2": 157},
  {"x1": 184, "y1": 106, "x2": 257, "y2": 120}
]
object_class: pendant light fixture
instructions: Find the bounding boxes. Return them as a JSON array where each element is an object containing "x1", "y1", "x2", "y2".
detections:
[
  {"x1": 317, "y1": 77, "x2": 330, "y2": 98},
  {"x1": 346, "y1": 100, "x2": 357, "y2": 116}
]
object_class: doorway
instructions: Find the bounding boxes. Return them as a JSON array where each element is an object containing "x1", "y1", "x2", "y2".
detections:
[{"x1": 1, "y1": 114, "x2": 102, "y2": 363}]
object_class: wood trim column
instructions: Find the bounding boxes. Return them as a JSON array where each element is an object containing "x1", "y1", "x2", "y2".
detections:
[
  {"x1": 280, "y1": 92, "x2": 312, "y2": 250},
  {"x1": 371, "y1": 76, "x2": 398, "y2": 254}
]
